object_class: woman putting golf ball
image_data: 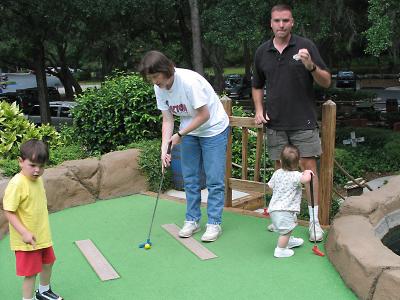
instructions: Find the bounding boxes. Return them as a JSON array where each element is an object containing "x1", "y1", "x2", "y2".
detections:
[{"x1": 138, "y1": 50, "x2": 229, "y2": 243}]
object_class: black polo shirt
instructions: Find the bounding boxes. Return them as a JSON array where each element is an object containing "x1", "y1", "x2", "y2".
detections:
[{"x1": 252, "y1": 34, "x2": 328, "y2": 130}]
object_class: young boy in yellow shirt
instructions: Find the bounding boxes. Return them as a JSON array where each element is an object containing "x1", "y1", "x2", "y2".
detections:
[{"x1": 3, "y1": 139, "x2": 63, "y2": 300}]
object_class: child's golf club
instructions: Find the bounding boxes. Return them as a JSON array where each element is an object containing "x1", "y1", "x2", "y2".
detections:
[
  {"x1": 310, "y1": 173, "x2": 325, "y2": 257},
  {"x1": 139, "y1": 141, "x2": 172, "y2": 250},
  {"x1": 262, "y1": 124, "x2": 269, "y2": 217}
]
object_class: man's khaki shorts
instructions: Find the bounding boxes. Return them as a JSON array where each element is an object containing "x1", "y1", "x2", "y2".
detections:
[{"x1": 266, "y1": 128, "x2": 322, "y2": 160}]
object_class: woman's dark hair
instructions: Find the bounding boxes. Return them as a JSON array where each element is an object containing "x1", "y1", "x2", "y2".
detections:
[
  {"x1": 138, "y1": 50, "x2": 175, "y2": 79},
  {"x1": 20, "y1": 139, "x2": 49, "y2": 164},
  {"x1": 280, "y1": 144, "x2": 299, "y2": 171}
]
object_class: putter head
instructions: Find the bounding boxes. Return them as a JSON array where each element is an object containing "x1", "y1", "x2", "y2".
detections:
[
  {"x1": 312, "y1": 245, "x2": 325, "y2": 256},
  {"x1": 138, "y1": 239, "x2": 152, "y2": 249}
]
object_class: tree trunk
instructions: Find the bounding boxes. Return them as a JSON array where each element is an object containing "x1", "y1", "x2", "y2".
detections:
[
  {"x1": 60, "y1": 65, "x2": 75, "y2": 100},
  {"x1": 177, "y1": 1, "x2": 193, "y2": 68},
  {"x1": 203, "y1": 44, "x2": 224, "y2": 93},
  {"x1": 33, "y1": 44, "x2": 51, "y2": 125},
  {"x1": 188, "y1": 0, "x2": 204, "y2": 75},
  {"x1": 243, "y1": 41, "x2": 252, "y2": 81}
]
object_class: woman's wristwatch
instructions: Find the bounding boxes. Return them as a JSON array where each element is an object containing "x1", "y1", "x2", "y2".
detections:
[{"x1": 177, "y1": 131, "x2": 183, "y2": 138}]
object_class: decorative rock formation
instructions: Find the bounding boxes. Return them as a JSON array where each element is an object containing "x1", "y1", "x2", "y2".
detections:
[
  {"x1": 326, "y1": 175, "x2": 400, "y2": 300},
  {"x1": 0, "y1": 149, "x2": 148, "y2": 238}
]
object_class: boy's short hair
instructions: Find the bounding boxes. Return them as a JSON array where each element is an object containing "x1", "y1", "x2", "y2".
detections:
[
  {"x1": 280, "y1": 144, "x2": 300, "y2": 171},
  {"x1": 138, "y1": 50, "x2": 175, "y2": 79},
  {"x1": 20, "y1": 139, "x2": 49, "y2": 164}
]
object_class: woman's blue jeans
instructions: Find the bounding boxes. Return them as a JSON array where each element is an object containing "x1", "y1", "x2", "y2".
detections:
[{"x1": 180, "y1": 126, "x2": 229, "y2": 225}]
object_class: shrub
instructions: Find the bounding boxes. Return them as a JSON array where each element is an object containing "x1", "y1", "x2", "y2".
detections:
[
  {"x1": 334, "y1": 127, "x2": 400, "y2": 185},
  {"x1": 73, "y1": 72, "x2": 162, "y2": 154},
  {"x1": 128, "y1": 139, "x2": 172, "y2": 192},
  {"x1": 0, "y1": 101, "x2": 63, "y2": 160}
]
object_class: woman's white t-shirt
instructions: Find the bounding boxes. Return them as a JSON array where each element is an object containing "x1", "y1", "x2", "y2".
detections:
[{"x1": 155, "y1": 68, "x2": 229, "y2": 137}]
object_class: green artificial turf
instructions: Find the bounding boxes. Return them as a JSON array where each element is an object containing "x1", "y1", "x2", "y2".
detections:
[{"x1": 0, "y1": 195, "x2": 356, "y2": 299}]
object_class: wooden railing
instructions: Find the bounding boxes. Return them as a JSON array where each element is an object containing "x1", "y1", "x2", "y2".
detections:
[{"x1": 221, "y1": 96, "x2": 337, "y2": 225}]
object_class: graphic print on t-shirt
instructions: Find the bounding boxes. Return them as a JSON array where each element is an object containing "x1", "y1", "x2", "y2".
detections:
[{"x1": 169, "y1": 103, "x2": 188, "y2": 114}]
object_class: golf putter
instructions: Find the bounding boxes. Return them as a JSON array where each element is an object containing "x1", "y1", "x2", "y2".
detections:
[
  {"x1": 310, "y1": 173, "x2": 325, "y2": 257},
  {"x1": 139, "y1": 141, "x2": 172, "y2": 249},
  {"x1": 262, "y1": 106, "x2": 269, "y2": 216}
]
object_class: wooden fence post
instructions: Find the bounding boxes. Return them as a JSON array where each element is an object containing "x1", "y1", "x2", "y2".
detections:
[
  {"x1": 319, "y1": 100, "x2": 336, "y2": 225},
  {"x1": 220, "y1": 96, "x2": 233, "y2": 207}
]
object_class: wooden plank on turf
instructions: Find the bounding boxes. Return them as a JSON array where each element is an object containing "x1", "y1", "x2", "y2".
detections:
[
  {"x1": 75, "y1": 239, "x2": 120, "y2": 281},
  {"x1": 162, "y1": 224, "x2": 217, "y2": 260}
]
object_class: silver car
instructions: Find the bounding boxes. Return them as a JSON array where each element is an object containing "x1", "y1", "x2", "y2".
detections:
[{"x1": 25, "y1": 101, "x2": 76, "y2": 129}]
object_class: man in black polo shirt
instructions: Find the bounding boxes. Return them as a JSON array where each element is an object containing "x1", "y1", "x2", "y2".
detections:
[{"x1": 252, "y1": 4, "x2": 331, "y2": 242}]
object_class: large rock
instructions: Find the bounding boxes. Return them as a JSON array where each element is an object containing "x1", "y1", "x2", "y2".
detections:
[
  {"x1": 327, "y1": 175, "x2": 400, "y2": 300},
  {"x1": 0, "y1": 149, "x2": 148, "y2": 239},
  {"x1": 43, "y1": 166, "x2": 97, "y2": 212},
  {"x1": 98, "y1": 149, "x2": 148, "y2": 199},
  {"x1": 373, "y1": 270, "x2": 400, "y2": 300}
]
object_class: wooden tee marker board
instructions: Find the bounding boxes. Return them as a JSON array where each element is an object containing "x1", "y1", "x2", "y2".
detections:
[
  {"x1": 162, "y1": 224, "x2": 217, "y2": 260},
  {"x1": 75, "y1": 239, "x2": 120, "y2": 281}
]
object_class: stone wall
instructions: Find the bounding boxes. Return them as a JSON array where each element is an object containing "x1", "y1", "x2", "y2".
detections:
[
  {"x1": 326, "y1": 175, "x2": 400, "y2": 300},
  {"x1": 0, "y1": 149, "x2": 148, "y2": 239}
]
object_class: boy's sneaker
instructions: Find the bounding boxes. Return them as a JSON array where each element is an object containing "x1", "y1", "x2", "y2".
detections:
[
  {"x1": 309, "y1": 222, "x2": 324, "y2": 242},
  {"x1": 267, "y1": 223, "x2": 275, "y2": 232},
  {"x1": 35, "y1": 288, "x2": 63, "y2": 300},
  {"x1": 287, "y1": 236, "x2": 304, "y2": 248},
  {"x1": 274, "y1": 247, "x2": 294, "y2": 258},
  {"x1": 178, "y1": 221, "x2": 201, "y2": 238},
  {"x1": 201, "y1": 224, "x2": 222, "y2": 242}
]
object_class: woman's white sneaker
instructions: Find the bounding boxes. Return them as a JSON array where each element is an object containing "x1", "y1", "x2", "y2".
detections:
[
  {"x1": 274, "y1": 247, "x2": 294, "y2": 258},
  {"x1": 179, "y1": 221, "x2": 201, "y2": 238},
  {"x1": 201, "y1": 224, "x2": 222, "y2": 242}
]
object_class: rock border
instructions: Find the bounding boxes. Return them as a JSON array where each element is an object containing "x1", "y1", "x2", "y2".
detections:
[
  {"x1": 326, "y1": 175, "x2": 400, "y2": 300},
  {"x1": 0, "y1": 149, "x2": 148, "y2": 239}
]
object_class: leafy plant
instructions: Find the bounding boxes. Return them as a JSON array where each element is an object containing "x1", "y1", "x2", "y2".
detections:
[
  {"x1": 73, "y1": 72, "x2": 162, "y2": 154},
  {"x1": 129, "y1": 139, "x2": 172, "y2": 192},
  {"x1": 334, "y1": 127, "x2": 400, "y2": 185},
  {"x1": 0, "y1": 101, "x2": 63, "y2": 160}
]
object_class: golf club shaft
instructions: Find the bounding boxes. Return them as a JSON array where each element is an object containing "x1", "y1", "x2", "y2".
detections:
[
  {"x1": 310, "y1": 174, "x2": 317, "y2": 246},
  {"x1": 263, "y1": 125, "x2": 266, "y2": 208},
  {"x1": 146, "y1": 142, "x2": 172, "y2": 241}
]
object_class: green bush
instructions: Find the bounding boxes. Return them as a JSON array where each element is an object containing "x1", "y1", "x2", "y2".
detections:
[
  {"x1": 334, "y1": 127, "x2": 400, "y2": 185},
  {"x1": 73, "y1": 72, "x2": 162, "y2": 154},
  {"x1": 0, "y1": 101, "x2": 63, "y2": 160},
  {"x1": 128, "y1": 139, "x2": 172, "y2": 192}
]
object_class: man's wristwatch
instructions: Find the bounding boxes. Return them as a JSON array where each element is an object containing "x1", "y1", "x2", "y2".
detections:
[
  {"x1": 309, "y1": 64, "x2": 317, "y2": 73},
  {"x1": 177, "y1": 132, "x2": 183, "y2": 137}
]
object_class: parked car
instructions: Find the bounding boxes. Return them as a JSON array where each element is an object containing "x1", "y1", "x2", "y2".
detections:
[
  {"x1": 1, "y1": 87, "x2": 60, "y2": 113},
  {"x1": 336, "y1": 71, "x2": 356, "y2": 90},
  {"x1": 224, "y1": 74, "x2": 252, "y2": 99},
  {"x1": 25, "y1": 101, "x2": 76, "y2": 129}
]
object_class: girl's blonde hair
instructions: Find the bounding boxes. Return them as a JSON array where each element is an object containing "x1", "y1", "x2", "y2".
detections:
[{"x1": 280, "y1": 144, "x2": 300, "y2": 171}]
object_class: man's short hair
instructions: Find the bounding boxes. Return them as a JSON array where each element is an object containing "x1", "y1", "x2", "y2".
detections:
[
  {"x1": 138, "y1": 50, "x2": 175, "y2": 79},
  {"x1": 271, "y1": 4, "x2": 292, "y2": 16},
  {"x1": 20, "y1": 139, "x2": 49, "y2": 164}
]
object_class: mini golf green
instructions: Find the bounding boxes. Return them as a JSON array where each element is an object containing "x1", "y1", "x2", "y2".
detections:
[{"x1": 0, "y1": 195, "x2": 356, "y2": 299}]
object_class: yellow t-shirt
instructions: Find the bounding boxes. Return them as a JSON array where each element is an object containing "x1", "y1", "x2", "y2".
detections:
[{"x1": 3, "y1": 173, "x2": 53, "y2": 251}]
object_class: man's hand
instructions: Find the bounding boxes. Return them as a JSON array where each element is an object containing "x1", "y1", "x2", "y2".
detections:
[
  {"x1": 255, "y1": 110, "x2": 270, "y2": 125},
  {"x1": 297, "y1": 48, "x2": 315, "y2": 71}
]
